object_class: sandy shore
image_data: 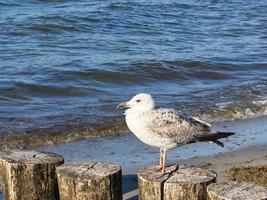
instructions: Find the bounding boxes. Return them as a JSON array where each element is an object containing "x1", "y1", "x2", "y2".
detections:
[{"x1": 123, "y1": 144, "x2": 267, "y2": 199}]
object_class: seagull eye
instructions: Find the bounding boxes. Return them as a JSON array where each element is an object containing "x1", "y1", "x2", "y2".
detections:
[{"x1": 136, "y1": 99, "x2": 141, "y2": 103}]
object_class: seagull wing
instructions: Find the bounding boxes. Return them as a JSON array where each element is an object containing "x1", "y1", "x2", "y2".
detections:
[{"x1": 147, "y1": 108, "x2": 212, "y2": 144}]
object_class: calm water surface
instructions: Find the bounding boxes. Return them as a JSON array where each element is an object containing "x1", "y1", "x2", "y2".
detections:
[{"x1": 0, "y1": 0, "x2": 267, "y2": 143}]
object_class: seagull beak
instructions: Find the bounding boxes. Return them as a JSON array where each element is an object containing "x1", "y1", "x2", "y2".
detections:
[{"x1": 117, "y1": 102, "x2": 130, "y2": 109}]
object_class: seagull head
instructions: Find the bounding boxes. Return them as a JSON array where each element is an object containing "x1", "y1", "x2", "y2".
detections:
[{"x1": 117, "y1": 93, "x2": 155, "y2": 112}]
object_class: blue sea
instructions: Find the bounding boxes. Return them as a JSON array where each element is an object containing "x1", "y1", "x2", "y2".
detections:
[
  {"x1": 0, "y1": 0, "x2": 267, "y2": 145},
  {"x1": 0, "y1": 1, "x2": 267, "y2": 198}
]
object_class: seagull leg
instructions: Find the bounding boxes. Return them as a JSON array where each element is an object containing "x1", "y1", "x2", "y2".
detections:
[
  {"x1": 159, "y1": 148, "x2": 163, "y2": 168},
  {"x1": 155, "y1": 149, "x2": 167, "y2": 178},
  {"x1": 162, "y1": 149, "x2": 166, "y2": 174},
  {"x1": 155, "y1": 148, "x2": 163, "y2": 172}
]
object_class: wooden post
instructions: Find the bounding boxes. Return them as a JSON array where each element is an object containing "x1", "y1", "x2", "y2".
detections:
[
  {"x1": 138, "y1": 164, "x2": 216, "y2": 200},
  {"x1": 207, "y1": 181, "x2": 267, "y2": 200},
  {"x1": 0, "y1": 149, "x2": 64, "y2": 200},
  {"x1": 56, "y1": 162, "x2": 122, "y2": 200}
]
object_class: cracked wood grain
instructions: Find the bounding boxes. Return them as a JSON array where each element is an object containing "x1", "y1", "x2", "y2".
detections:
[
  {"x1": 56, "y1": 162, "x2": 122, "y2": 200},
  {"x1": 138, "y1": 164, "x2": 216, "y2": 200},
  {"x1": 0, "y1": 150, "x2": 64, "y2": 200},
  {"x1": 207, "y1": 181, "x2": 267, "y2": 200}
]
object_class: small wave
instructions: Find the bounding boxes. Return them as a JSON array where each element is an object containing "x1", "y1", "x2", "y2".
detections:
[
  {"x1": 189, "y1": 70, "x2": 232, "y2": 80},
  {"x1": 252, "y1": 100, "x2": 267, "y2": 106},
  {"x1": 0, "y1": 87, "x2": 31, "y2": 102},
  {"x1": 38, "y1": 15, "x2": 79, "y2": 23},
  {"x1": 0, "y1": 0, "x2": 21, "y2": 7},
  {"x1": 107, "y1": 0, "x2": 192, "y2": 7},
  {"x1": 125, "y1": 60, "x2": 233, "y2": 82},
  {"x1": 199, "y1": 100, "x2": 267, "y2": 123},
  {"x1": 25, "y1": 24, "x2": 80, "y2": 33},
  {"x1": 166, "y1": 60, "x2": 239, "y2": 71},
  {"x1": 126, "y1": 62, "x2": 187, "y2": 81},
  {"x1": 38, "y1": 0, "x2": 76, "y2": 3},
  {"x1": 13, "y1": 82, "x2": 89, "y2": 97},
  {"x1": 7, "y1": 31, "x2": 27, "y2": 36},
  {"x1": 63, "y1": 69, "x2": 150, "y2": 85},
  {"x1": 0, "y1": 117, "x2": 128, "y2": 149},
  {"x1": 107, "y1": 2, "x2": 135, "y2": 10}
]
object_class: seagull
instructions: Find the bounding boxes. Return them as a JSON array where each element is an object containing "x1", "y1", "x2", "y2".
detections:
[{"x1": 117, "y1": 93, "x2": 234, "y2": 174}]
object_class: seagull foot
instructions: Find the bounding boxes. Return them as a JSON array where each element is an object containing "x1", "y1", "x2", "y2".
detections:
[
  {"x1": 155, "y1": 172, "x2": 166, "y2": 179},
  {"x1": 155, "y1": 166, "x2": 163, "y2": 173},
  {"x1": 155, "y1": 164, "x2": 180, "y2": 179}
]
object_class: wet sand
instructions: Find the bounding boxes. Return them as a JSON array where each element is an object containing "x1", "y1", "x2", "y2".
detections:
[{"x1": 38, "y1": 116, "x2": 267, "y2": 199}]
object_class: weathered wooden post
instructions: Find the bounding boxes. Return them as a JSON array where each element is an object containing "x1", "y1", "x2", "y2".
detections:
[
  {"x1": 207, "y1": 181, "x2": 267, "y2": 200},
  {"x1": 0, "y1": 150, "x2": 64, "y2": 200},
  {"x1": 56, "y1": 162, "x2": 122, "y2": 200},
  {"x1": 138, "y1": 164, "x2": 216, "y2": 200}
]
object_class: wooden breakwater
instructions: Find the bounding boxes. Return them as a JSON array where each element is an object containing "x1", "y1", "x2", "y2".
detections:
[{"x1": 1, "y1": 150, "x2": 267, "y2": 200}]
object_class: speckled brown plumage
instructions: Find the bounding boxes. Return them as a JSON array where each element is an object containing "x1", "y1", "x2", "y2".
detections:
[{"x1": 142, "y1": 108, "x2": 212, "y2": 145}]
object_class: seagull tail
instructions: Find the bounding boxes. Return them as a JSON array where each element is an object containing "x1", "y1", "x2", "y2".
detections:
[
  {"x1": 195, "y1": 131, "x2": 235, "y2": 148},
  {"x1": 215, "y1": 131, "x2": 235, "y2": 139}
]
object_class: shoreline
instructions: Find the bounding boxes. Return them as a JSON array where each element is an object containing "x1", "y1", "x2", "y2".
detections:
[
  {"x1": 1, "y1": 113, "x2": 266, "y2": 150},
  {"x1": 0, "y1": 117, "x2": 128, "y2": 150},
  {"x1": 39, "y1": 116, "x2": 267, "y2": 169}
]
